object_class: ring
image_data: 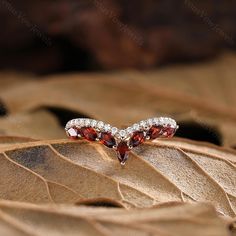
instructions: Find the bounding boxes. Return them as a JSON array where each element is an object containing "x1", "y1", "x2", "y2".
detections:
[{"x1": 65, "y1": 117, "x2": 178, "y2": 165}]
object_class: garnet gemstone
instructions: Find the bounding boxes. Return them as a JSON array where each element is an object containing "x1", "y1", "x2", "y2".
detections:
[
  {"x1": 162, "y1": 126, "x2": 176, "y2": 137},
  {"x1": 100, "y1": 132, "x2": 116, "y2": 148},
  {"x1": 80, "y1": 127, "x2": 97, "y2": 141},
  {"x1": 116, "y1": 141, "x2": 130, "y2": 165},
  {"x1": 129, "y1": 131, "x2": 145, "y2": 147},
  {"x1": 147, "y1": 125, "x2": 163, "y2": 139}
]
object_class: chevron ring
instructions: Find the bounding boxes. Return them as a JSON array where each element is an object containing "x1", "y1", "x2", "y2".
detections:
[{"x1": 65, "y1": 117, "x2": 178, "y2": 165}]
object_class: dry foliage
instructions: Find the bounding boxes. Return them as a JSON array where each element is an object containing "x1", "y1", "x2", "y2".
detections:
[
  {"x1": 0, "y1": 138, "x2": 235, "y2": 218},
  {"x1": 0, "y1": 55, "x2": 236, "y2": 235},
  {"x1": 1, "y1": 54, "x2": 236, "y2": 146},
  {"x1": 0, "y1": 201, "x2": 230, "y2": 236}
]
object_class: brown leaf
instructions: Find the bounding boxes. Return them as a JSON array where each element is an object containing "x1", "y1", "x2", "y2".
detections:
[
  {"x1": 0, "y1": 136, "x2": 37, "y2": 150},
  {"x1": 1, "y1": 54, "x2": 236, "y2": 146},
  {"x1": 0, "y1": 72, "x2": 33, "y2": 93},
  {"x1": 0, "y1": 110, "x2": 65, "y2": 139},
  {"x1": 0, "y1": 138, "x2": 235, "y2": 217},
  {"x1": 0, "y1": 201, "x2": 231, "y2": 236}
]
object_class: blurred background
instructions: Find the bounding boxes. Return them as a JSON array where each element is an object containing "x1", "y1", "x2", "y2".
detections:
[
  {"x1": 1, "y1": 0, "x2": 236, "y2": 74},
  {"x1": 0, "y1": 0, "x2": 236, "y2": 149}
]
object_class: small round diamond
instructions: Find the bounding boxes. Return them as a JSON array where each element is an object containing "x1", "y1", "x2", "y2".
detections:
[
  {"x1": 153, "y1": 118, "x2": 159, "y2": 125},
  {"x1": 73, "y1": 119, "x2": 79, "y2": 126},
  {"x1": 147, "y1": 118, "x2": 153, "y2": 126},
  {"x1": 159, "y1": 117, "x2": 164, "y2": 125},
  {"x1": 164, "y1": 118, "x2": 171, "y2": 127},
  {"x1": 126, "y1": 126, "x2": 134, "y2": 135},
  {"x1": 97, "y1": 121, "x2": 104, "y2": 129},
  {"x1": 70, "y1": 119, "x2": 76, "y2": 126},
  {"x1": 132, "y1": 123, "x2": 140, "y2": 131},
  {"x1": 73, "y1": 119, "x2": 80, "y2": 127},
  {"x1": 111, "y1": 127, "x2": 118, "y2": 135},
  {"x1": 119, "y1": 130, "x2": 127, "y2": 138},
  {"x1": 169, "y1": 119, "x2": 176, "y2": 127},
  {"x1": 84, "y1": 119, "x2": 91, "y2": 127},
  {"x1": 65, "y1": 122, "x2": 70, "y2": 130},
  {"x1": 139, "y1": 120, "x2": 146, "y2": 127},
  {"x1": 91, "y1": 120, "x2": 97, "y2": 128},
  {"x1": 79, "y1": 119, "x2": 85, "y2": 127},
  {"x1": 104, "y1": 124, "x2": 111, "y2": 132}
]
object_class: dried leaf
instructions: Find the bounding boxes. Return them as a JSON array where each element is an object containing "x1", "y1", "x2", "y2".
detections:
[
  {"x1": 0, "y1": 110, "x2": 65, "y2": 139},
  {"x1": 0, "y1": 72, "x2": 33, "y2": 92},
  {"x1": 0, "y1": 201, "x2": 230, "y2": 236},
  {"x1": 0, "y1": 136, "x2": 37, "y2": 149},
  {"x1": 0, "y1": 55, "x2": 236, "y2": 235},
  {"x1": 1, "y1": 54, "x2": 236, "y2": 146},
  {"x1": 0, "y1": 138, "x2": 235, "y2": 217}
]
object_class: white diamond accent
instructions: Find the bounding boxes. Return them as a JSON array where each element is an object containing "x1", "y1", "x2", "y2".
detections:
[
  {"x1": 139, "y1": 120, "x2": 146, "y2": 127},
  {"x1": 65, "y1": 122, "x2": 70, "y2": 130},
  {"x1": 91, "y1": 120, "x2": 97, "y2": 128},
  {"x1": 84, "y1": 119, "x2": 91, "y2": 127},
  {"x1": 70, "y1": 119, "x2": 76, "y2": 126},
  {"x1": 153, "y1": 117, "x2": 159, "y2": 125},
  {"x1": 132, "y1": 123, "x2": 139, "y2": 131},
  {"x1": 73, "y1": 119, "x2": 79, "y2": 126},
  {"x1": 126, "y1": 127, "x2": 133, "y2": 134},
  {"x1": 159, "y1": 117, "x2": 164, "y2": 125},
  {"x1": 65, "y1": 117, "x2": 178, "y2": 142},
  {"x1": 104, "y1": 124, "x2": 111, "y2": 132},
  {"x1": 111, "y1": 127, "x2": 118, "y2": 135},
  {"x1": 79, "y1": 119, "x2": 85, "y2": 127},
  {"x1": 169, "y1": 119, "x2": 176, "y2": 128},
  {"x1": 97, "y1": 121, "x2": 104, "y2": 129},
  {"x1": 147, "y1": 118, "x2": 153, "y2": 126},
  {"x1": 119, "y1": 130, "x2": 127, "y2": 137}
]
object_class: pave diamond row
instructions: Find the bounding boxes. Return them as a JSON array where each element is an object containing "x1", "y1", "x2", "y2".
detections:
[
  {"x1": 65, "y1": 117, "x2": 178, "y2": 140},
  {"x1": 66, "y1": 119, "x2": 117, "y2": 134}
]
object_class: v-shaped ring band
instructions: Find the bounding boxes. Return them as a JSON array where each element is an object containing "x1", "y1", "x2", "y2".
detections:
[{"x1": 65, "y1": 117, "x2": 178, "y2": 165}]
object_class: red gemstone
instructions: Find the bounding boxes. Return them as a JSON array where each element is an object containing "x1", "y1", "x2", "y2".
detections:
[
  {"x1": 147, "y1": 125, "x2": 163, "y2": 139},
  {"x1": 100, "y1": 132, "x2": 116, "y2": 148},
  {"x1": 80, "y1": 127, "x2": 97, "y2": 141},
  {"x1": 129, "y1": 131, "x2": 145, "y2": 147},
  {"x1": 116, "y1": 141, "x2": 130, "y2": 165},
  {"x1": 162, "y1": 126, "x2": 176, "y2": 137}
]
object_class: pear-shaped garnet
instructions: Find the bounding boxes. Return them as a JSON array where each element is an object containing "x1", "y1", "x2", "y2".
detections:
[
  {"x1": 80, "y1": 127, "x2": 97, "y2": 141},
  {"x1": 100, "y1": 132, "x2": 116, "y2": 148},
  {"x1": 116, "y1": 141, "x2": 130, "y2": 165},
  {"x1": 162, "y1": 126, "x2": 176, "y2": 137},
  {"x1": 129, "y1": 131, "x2": 145, "y2": 147},
  {"x1": 147, "y1": 125, "x2": 163, "y2": 139}
]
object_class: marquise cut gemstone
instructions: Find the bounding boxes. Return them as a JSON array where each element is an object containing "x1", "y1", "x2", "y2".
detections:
[
  {"x1": 147, "y1": 125, "x2": 163, "y2": 139},
  {"x1": 129, "y1": 131, "x2": 145, "y2": 147},
  {"x1": 162, "y1": 126, "x2": 176, "y2": 137},
  {"x1": 80, "y1": 127, "x2": 97, "y2": 141},
  {"x1": 100, "y1": 132, "x2": 116, "y2": 148},
  {"x1": 116, "y1": 141, "x2": 130, "y2": 165}
]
